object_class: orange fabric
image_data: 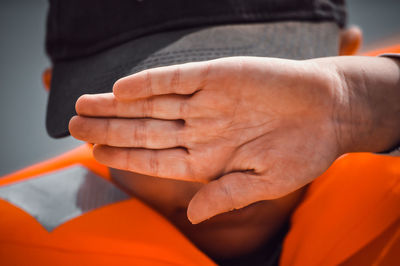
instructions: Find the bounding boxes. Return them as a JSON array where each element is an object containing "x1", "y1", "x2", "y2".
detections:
[
  {"x1": 280, "y1": 153, "x2": 400, "y2": 266},
  {"x1": 278, "y1": 44, "x2": 400, "y2": 266},
  {"x1": 280, "y1": 43, "x2": 400, "y2": 264},
  {"x1": 362, "y1": 44, "x2": 400, "y2": 56},
  {"x1": 0, "y1": 144, "x2": 110, "y2": 186},
  {"x1": 42, "y1": 68, "x2": 52, "y2": 92},
  {"x1": 3, "y1": 149, "x2": 399, "y2": 266},
  {"x1": 341, "y1": 218, "x2": 400, "y2": 266},
  {"x1": 2, "y1": 45, "x2": 400, "y2": 265},
  {"x1": 0, "y1": 199, "x2": 215, "y2": 265},
  {"x1": 0, "y1": 145, "x2": 215, "y2": 266}
]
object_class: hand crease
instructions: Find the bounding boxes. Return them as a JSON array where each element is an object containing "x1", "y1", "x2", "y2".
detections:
[
  {"x1": 145, "y1": 70, "x2": 153, "y2": 97},
  {"x1": 219, "y1": 179, "x2": 236, "y2": 211},
  {"x1": 198, "y1": 61, "x2": 212, "y2": 89},
  {"x1": 149, "y1": 150, "x2": 160, "y2": 176},
  {"x1": 104, "y1": 119, "x2": 111, "y2": 145},
  {"x1": 171, "y1": 65, "x2": 181, "y2": 93}
]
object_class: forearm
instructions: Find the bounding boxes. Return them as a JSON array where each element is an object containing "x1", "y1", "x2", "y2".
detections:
[{"x1": 314, "y1": 56, "x2": 400, "y2": 154}]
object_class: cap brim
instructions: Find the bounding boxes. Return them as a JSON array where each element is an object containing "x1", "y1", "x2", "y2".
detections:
[{"x1": 46, "y1": 21, "x2": 339, "y2": 138}]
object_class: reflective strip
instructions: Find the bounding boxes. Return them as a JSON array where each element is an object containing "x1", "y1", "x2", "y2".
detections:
[{"x1": 0, "y1": 165, "x2": 130, "y2": 231}]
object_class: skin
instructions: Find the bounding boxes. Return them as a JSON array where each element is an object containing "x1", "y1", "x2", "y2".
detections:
[
  {"x1": 50, "y1": 27, "x2": 399, "y2": 259},
  {"x1": 109, "y1": 168, "x2": 307, "y2": 259}
]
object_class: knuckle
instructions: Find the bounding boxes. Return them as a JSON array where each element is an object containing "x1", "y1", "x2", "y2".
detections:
[
  {"x1": 104, "y1": 119, "x2": 111, "y2": 145},
  {"x1": 218, "y1": 180, "x2": 236, "y2": 210},
  {"x1": 149, "y1": 150, "x2": 160, "y2": 176},
  {"x1": 176, "y1": 129, "x2": 183, "y2": 147},
  {"x1": 126, "y1": 148, "x2": 133, "y2": 170},
  {"x1": 142, "y1": 98, "x2": 154, "y2": 116},
  {"x1": 145, "y1": 70, "x2": 153, "y2": 96},
  {"x1": 132, "y1": 119, "x2": 148, "y2": 147},
  {"x1": 112, "y1": 97, "x2": 120, "y2": 116},
  {"x1": 197, "y1": 60, "x2": 212, "y2": 89},
  {"x1": 171, "y1": 65, "x2": 181, "y2": 92},
  {"x1": 179, "y1": 100, "x2": 190, "y2": 117},
  {"x1": 201, "y1": 61, "x2": 212, "y2": 80},
  {"x1": 180, "y1": 127, "x2": 195, "y2": 146},
  {"x1": 183, "y1": 154, "x2": 197, "y2": 180}
]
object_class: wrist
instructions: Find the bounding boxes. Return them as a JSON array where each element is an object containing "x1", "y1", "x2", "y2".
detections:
[
  {"x1": 316, "y1": 57, "x2": 366, "y2": 155},
  {"x1": 326, "y1": 56, "x2": 400, "y2": 154}
]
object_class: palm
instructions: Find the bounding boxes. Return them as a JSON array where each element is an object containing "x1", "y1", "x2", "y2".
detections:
[{"x1": 69, "y1": 57, "x2": 341, "y2": 223}]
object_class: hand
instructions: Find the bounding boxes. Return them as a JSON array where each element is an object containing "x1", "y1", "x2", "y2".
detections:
[{"x1": 69, "y1": 56, "x2": 400, "y2": 223}]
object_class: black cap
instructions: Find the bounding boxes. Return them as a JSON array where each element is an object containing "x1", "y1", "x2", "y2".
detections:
[{"x1": 45, "y1": 0, "x2": 346, "y2": 138}]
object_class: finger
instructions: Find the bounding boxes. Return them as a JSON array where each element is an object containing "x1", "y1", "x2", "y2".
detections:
[
  {"x1": 69, "y1": 116, "x2": 185, "y2": 149},
  {"x1": 113, "y1": 61, "x2": 212, "y2": 100},
  {"x1": 93, "y1": 144, "x2": 194, "y2": 181},
  {"x1": 75, "y1": 93, "x2": 116, "y2": 117},
  {"x1": 76, "y1": 93, "x2": 194, "y2": 120},
  {"x1": 187, "y1": 172, "x2": 267, "y2": 224}
]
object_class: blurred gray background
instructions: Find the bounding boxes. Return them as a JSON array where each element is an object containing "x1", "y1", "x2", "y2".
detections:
[{"x1": 1, "y1": 0, "x2": 400, "y2": 176}]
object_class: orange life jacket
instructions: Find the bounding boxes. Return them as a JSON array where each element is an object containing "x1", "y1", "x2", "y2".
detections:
[{"x1": 0, "y1": 144, "x2": 216, "y2": 266}]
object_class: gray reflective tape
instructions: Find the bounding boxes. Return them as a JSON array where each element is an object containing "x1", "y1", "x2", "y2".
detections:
[{"x1": 0, "y1": 165, "x2": 130, "y2": 231}]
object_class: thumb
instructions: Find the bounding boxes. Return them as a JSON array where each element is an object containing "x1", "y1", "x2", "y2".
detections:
[{"x1": 187, "y1": 172, "x2": 265, "y2": 224}]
